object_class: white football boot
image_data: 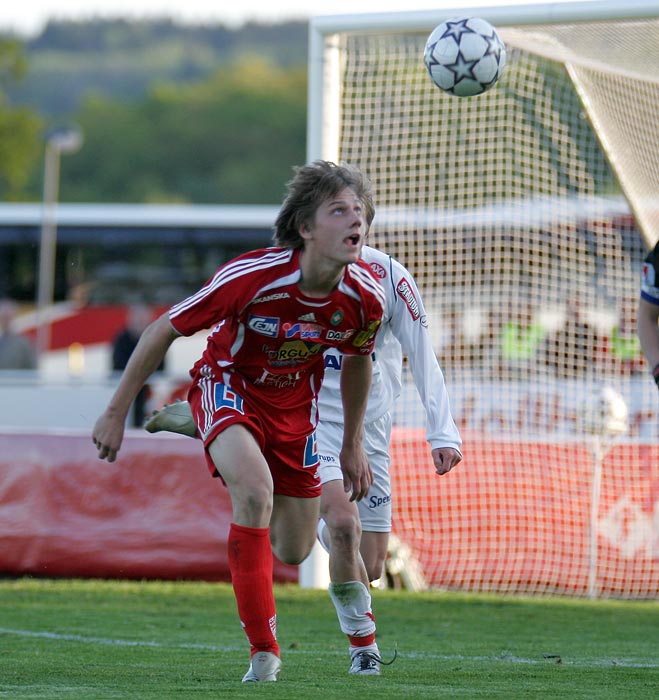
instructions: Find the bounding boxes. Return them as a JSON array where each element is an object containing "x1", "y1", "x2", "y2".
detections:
[
  {"x1": 143, "y1": 399, "x2": 197, "y2": 437},
  {"x1": 241, "y1": 651, "x2": 282, "y2": 682}
]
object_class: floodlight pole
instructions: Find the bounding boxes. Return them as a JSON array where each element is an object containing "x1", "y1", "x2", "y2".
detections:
[{"x1": 35, "y1": 127, "x2": 83, "y2": 361}]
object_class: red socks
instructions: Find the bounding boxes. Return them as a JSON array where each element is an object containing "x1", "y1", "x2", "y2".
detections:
[{"x1": 228, "y1": 523, "x2": 280, "y2": 657}]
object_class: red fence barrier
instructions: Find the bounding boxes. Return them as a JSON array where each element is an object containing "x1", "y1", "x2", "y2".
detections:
[
  {"x1": 1, "y1": 429, "x2": 658, "y2": 597},
  {"x1": 391, "y1": 430, "x2": 659, "y2": 598},
  {"x1": 0, "y1": 430, "x2": 296, "y2": 582}
]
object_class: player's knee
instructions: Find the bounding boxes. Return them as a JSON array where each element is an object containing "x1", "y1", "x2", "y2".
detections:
[
  {"x1": 232, "y1": 483, "x2": 273, "y2": 525},
  {"x1": 328, "y1": 511, "x2": 362, "y2": 551},
  {"x1": 275, "y1": 549, "x2": 308, "y2": 566},
  {"x1": 271, "y1": 533, "x2": 315, "y2": 565}
]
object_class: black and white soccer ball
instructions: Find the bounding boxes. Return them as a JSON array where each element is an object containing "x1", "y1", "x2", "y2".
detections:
[{"x1": 424, "y1": 17, "x2": 507, "y2": 97}]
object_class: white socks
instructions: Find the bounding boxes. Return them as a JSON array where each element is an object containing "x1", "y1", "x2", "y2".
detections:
[{"x1": 328, "y1": 580, "x2": 376, "y2": 637}]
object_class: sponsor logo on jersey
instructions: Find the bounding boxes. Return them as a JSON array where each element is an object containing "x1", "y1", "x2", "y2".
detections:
[
  {"x1": 325, "y1": 353, "x2": 342, "y2": 371},
  {"x1": 255, "y1": 368, "x2": 302, "y2": 388},
  {"x1": 266, "y1": 340, "x2": 324, "y2": 365},
  {"x1": 369, "y1": 262, "x2": 387, "y2": 279},
  {"x1": 283, "y1": 322, "x2": 323, "y2": 340},
  {"x1": 330, "y1": 309, "x2": 344, "y2": 326},
  {"x1": 251, "y1": 292, "x2": 291, "y2": 304},
  {"x1": 352, "y1": 319, "x2": 381, "y2": 348},
  {"x1": 298, "y1": 312, "x2": 317, "y2": 322},
  {"x1": 324, "y1": 351, "x2": 377, "y2": 371},
  {"x1": 396, "y1": 278, "x2": 421, "y2": 320},
  {"x1": 325, "y1": 328, "x2": 355, "y2": 342},
  {"x1": 248, "y1": 315, "x2": 280, "y2": 337}
]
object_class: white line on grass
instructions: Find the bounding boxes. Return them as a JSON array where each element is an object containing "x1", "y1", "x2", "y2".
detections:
[
  {"x1": 0, "y1": 627, "x2": 237, "y2": 651},
  {"x1": 1, "y1": 628, "x2": 657, "y2": 669}
]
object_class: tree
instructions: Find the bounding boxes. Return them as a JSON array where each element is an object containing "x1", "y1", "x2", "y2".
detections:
[
  {"x1": 62, "y1": 58, "x2": 307, "y2": 203},
  {"x1": 0, "y1": 39, "x2": 42, "y2": 200}
]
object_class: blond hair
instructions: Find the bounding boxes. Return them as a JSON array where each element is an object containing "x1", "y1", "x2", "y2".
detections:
[{"x1": 273, "y1": 160, "x2": 374, "y2": 249}]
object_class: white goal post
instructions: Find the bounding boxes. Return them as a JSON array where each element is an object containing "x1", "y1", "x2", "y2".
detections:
[{"x1": 301, "y1": 1, "x2": 659, "y2": 597}]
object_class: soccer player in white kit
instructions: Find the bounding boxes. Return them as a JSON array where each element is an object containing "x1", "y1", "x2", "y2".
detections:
[{"x1": 315, "y1": 244, "x2": 462, "y2": 674}]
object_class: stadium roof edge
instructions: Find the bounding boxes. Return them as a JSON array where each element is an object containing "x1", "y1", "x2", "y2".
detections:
[
  {"x1": 0, "y1": 195, "x2": 641, "y2": 233},
  {"x1": 0, "y1": 203, "x2": 280, "y2": 228}
]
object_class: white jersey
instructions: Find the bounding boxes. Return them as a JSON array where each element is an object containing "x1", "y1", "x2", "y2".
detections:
[{"x1": 317, "y1": 245, "x2": 462, "y2": 453}]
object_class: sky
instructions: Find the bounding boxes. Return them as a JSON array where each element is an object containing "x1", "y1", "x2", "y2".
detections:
[{"x1": 1, "y1": 0, "x2": 578, "y2": 36}]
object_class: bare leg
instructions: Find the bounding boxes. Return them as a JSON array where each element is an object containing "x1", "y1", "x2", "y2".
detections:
[
  {"x1": 207, "y1": 425, "x2": 278, "y2": 669},
  {"x1": 270, "y1": 493, "x2": 320, "y2": 565},
  {"x1": 359, "y1": 530, "x2": 390, "y2": 583},
  {"x1": 320, "y1": 480, "x2": 369, "y2": 585},
  {"x1": 320, "y1": 479, "x2": 379, "y2": 674}
]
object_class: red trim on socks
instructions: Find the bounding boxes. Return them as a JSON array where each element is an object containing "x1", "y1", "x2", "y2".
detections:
[
  {"x1": 349, "y1": 612, "x2": 376, "y2": 647},
  {"x1": 228, "y1": 522, "x2": 280, "y2": 657}
]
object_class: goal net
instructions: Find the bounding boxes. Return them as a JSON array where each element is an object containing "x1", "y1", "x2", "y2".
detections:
[{"x1": 307, "y1": 1, "x2": 659, "y2": 597}]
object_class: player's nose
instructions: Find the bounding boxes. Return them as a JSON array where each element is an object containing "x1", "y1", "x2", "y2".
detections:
[{"x1": 349, "y1": 208, "x2": 363, "y2": 228}]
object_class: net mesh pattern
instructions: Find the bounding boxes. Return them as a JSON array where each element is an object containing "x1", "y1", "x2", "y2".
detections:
[{"x1": 322, "y1": 16, "x2": 659, "y2": 597}]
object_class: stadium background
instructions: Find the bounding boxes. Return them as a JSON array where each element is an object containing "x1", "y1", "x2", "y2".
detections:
[{"x1": 2, "y1": 1, "x2": 659, "y2": 600}]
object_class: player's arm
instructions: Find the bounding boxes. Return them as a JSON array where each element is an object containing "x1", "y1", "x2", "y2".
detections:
[
  {"x1": 637, "y1": 296, "x2": 659, "y2": 386},
  {"x1": 339, "y1": 353, "x2": 373, "y2": 501},
  {"x1": 93, "y1": 313, "x2": 180, "y2": 462},
  {"x1": 390, "y1": 264, "x2": 462, "y2": 474}
]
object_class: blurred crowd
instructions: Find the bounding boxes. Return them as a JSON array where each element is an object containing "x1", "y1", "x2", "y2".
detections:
[
  {"x1": 0, "y1": 298, "x2": 36, "y2": 371},
  {"x1": 434, "y1": 296, "x2": 644, "y2": 379},
  {"x1": 0, "y1": 294, "x2": 646, "y2": 383}
]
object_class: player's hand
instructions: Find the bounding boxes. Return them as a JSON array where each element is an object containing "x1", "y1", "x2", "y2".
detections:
[
  {"x1": 340, "y1": 444, "x2": 373, "y2": 502},
  {"x1": 432, "y1": 447, "x2": 462, "y2": 476},
  {"x1": 92, "y1": 411, "x2": 125, "y2": 463}
]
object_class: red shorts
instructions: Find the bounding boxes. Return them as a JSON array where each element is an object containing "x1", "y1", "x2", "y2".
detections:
[{"x1": 188, "y1": 378, "x2": 321, "y2": 498}]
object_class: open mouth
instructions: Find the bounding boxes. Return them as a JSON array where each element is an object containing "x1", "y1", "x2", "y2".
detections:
[{"x1": 346, "y1": 233, "x2": 361, "y2": 246}]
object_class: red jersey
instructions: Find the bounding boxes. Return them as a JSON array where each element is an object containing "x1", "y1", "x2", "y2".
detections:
[{"x1": 168, "y1": 247, "x2": 385, "y2": 414}]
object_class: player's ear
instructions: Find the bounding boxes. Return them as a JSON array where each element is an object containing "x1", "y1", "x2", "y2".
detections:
[{"x1": 299, "y1": 223, "x2": 313, "y2": 240}]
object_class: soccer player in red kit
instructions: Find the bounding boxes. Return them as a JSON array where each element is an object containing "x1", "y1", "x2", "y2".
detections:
[{"x1": 92, "y1": 160, "x2": 385, "y2": 682}]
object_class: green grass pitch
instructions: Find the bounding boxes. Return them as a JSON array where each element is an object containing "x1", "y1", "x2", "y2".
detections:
[{"x1": 1, "y1": 578, "x2": 658, "y2": 699}]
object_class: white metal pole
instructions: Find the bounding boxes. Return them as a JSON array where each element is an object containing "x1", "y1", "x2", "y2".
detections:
[
  {"x1": 35, "y1": 142, "x2": 61, "y2": 361},
  {"x1": 310, "y1": 0, "x2": 659, "y2": 35},
  {"x1": 587, "y1": 439, "x2": 605, "y2": 599},
  {"x1": 298, "y1": 540, "x2": 330, "y2": 589},
  {"x1": 300, "y1": 20, "x2": 345, "y2": 591},
  {"x1": 306, "y1": 21, "x2": 325, "y2": 163},
  {"x1": 306, "y1": 24, "x2": 343, "y2": 163}
]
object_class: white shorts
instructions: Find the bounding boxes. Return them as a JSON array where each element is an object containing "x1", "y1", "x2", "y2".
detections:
[{"x1": 316, "y1": 412, "x2": 392, "y2": 532}]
